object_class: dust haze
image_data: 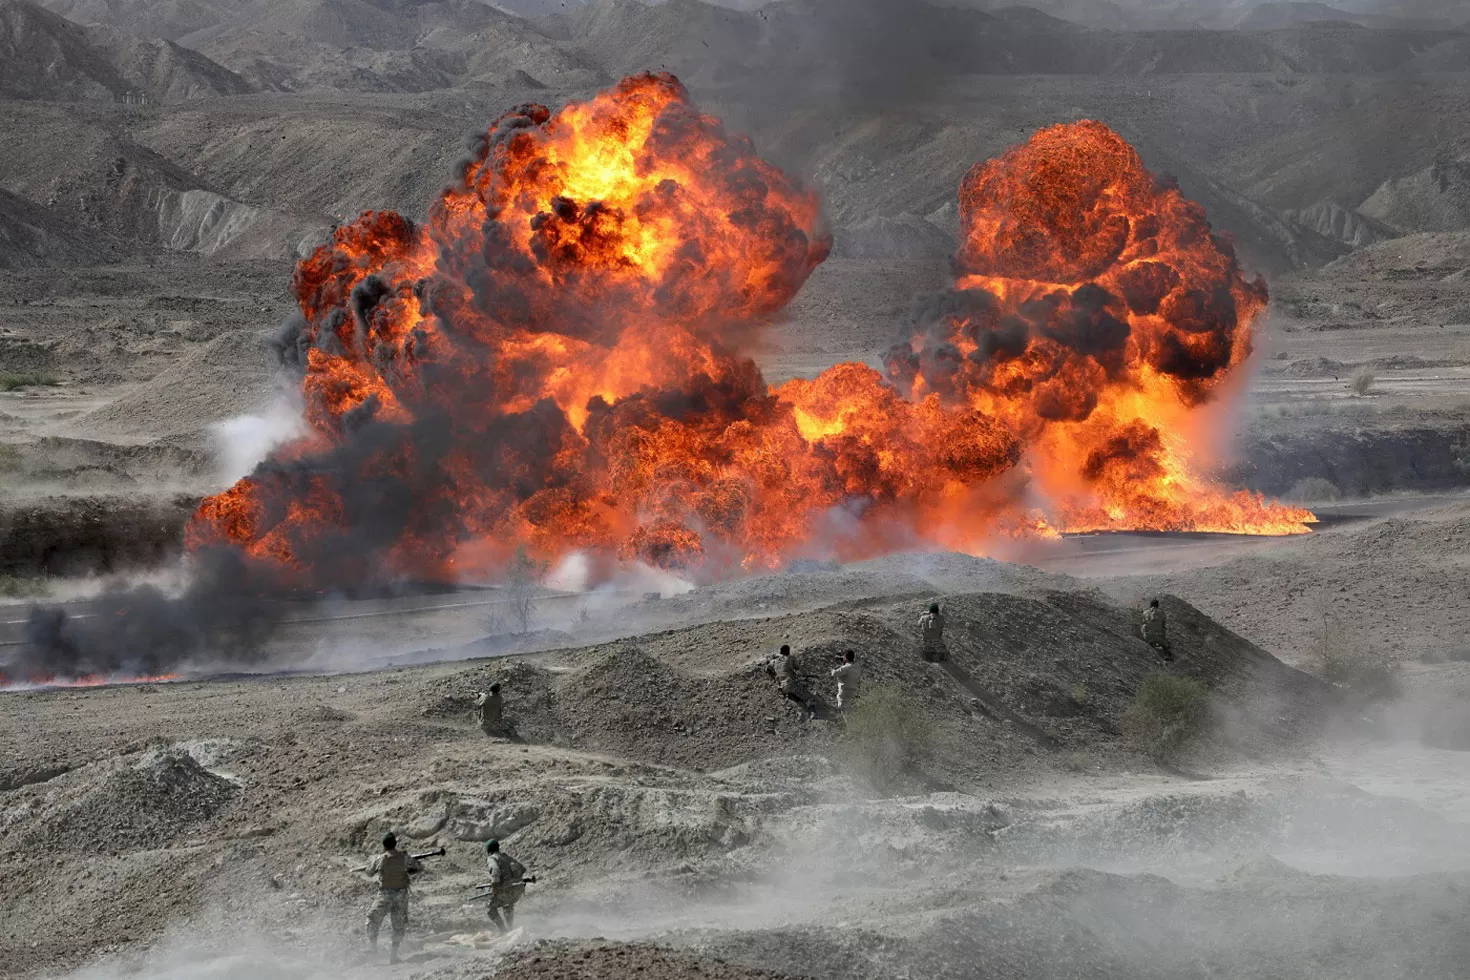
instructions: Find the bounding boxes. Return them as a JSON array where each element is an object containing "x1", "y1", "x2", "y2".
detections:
[{"x1": 8, "y1": 0, "x2": 1470, "y2": 977}]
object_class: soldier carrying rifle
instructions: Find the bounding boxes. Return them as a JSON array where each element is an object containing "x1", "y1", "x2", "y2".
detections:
[
  {"x1": 472, "y1": 839, "x2": 536, "y2": 934},
  {"x1": 362, "y1": 833, "x2": 444, "y2": 963}
]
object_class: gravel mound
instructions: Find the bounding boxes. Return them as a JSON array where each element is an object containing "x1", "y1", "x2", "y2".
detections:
[
  {"x1": 497, "y1": 941, "x2": 809, "y2": 980},
  {"x1": 1, "y1": 748, "x2": 236, "y2": 852}
]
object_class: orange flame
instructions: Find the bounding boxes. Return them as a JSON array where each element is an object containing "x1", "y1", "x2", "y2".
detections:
[
  {"x1": 0, "y1": 672, "x2": 181, "y2": 692},
  {"x1": 187, "y1": 75, "x2": 1310, "y2": 589}
]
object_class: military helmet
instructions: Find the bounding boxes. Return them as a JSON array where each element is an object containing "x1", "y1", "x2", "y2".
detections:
[
  {"x1": 929, "y1": 602, "x2": 940, "y2": 614},
  {"x1": 382, "y1": 832, "x2": 397, "y2": 850},
  {"x1": 485, "y1": 839, "x2": 500, "y2": 853}
]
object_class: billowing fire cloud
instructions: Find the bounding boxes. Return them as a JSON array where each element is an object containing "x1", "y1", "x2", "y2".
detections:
[
  {"x1": 886, "y1": 120, "x2": 1312, "y2": 536},
  {"x1": 187, "y1": 74, "x2": 1310, "y2": 590}
]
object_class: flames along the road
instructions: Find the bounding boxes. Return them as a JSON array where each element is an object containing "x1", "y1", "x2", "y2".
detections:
[{"x1": 187, "y1": 72, "x2": 1312, "y2": 589}]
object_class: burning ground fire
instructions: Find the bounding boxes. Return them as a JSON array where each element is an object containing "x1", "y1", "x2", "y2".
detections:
[{"x1": 187, "y1": 72, "x2": 1313, "y2": 591}]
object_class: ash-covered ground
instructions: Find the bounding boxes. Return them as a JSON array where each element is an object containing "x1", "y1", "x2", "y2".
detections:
[{"x1": 7, "y1": 0, "x2": 1470, "y2": 977}]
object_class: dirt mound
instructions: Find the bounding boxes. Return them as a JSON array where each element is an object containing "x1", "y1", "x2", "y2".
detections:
[
  {"x1": 1, "y1": 747, "x2": 236, "y2": 851},
  {"x1": 1359, "y1": 160, "x2": 1470, "y2": 234},
  {"x1": 0, "y1": 491, "x2": 196, "y2": 577},
  {"x1": 0, "y1": 188, "x2": 111, "y2": 267},
  {"x1": 426, "y1": 586, "x2": 1329, "y2": 784},
  {"x1": 75, "y1": 333, "x2": 276, "y2": 438},
  {"x1": 497, "y1": 942, "x2": 809, "y2": 980},
  {"x1": 1324, "y1": 230, "x2": 1470, "y2": 274}
]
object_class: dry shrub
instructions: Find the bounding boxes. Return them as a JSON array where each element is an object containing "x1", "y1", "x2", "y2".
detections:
[
  {"x1": 0, "y1": 372, "x2": 59, "y2": 391},
  {"x1": 1349, "y1": 365, "x2": 1377, "y2": 396},
  {"x1": 486, "y1": 546, "x2": 549, "y2": 635},
  {"x1": 1122, "y1": 672, "x2": 1210, "y2": 761},
  {"x1": 1315, "y1": 614, "x2": 1400, "y2": 701},
  {"x1": 842, "y1": 684, "x2": 936, "y2": 794},
  {"x1": 1287, "y1": 476, "x2": 1340, "y2": 503},
  {"x1": 0, "y1": 574, "x2": 48, "y2": 599}
]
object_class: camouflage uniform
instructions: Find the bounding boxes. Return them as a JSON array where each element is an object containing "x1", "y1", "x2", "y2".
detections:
[
  {"x1": 366, "y1": 848, "x2": 422, "y2": 952},
  {"x1": 766, "y1": 651, "x2": 812, "y2": 717},
  {"x1": 485, "y1": 850, "x2": 528, "y2": 933},
  {"x1": 919, "y1": 608, "x2": 947, "y2": 662},
  {"x1": 1142, "y1": 605, "x2": 1172, "y2": 660},
  {"x1": 831, "y1": 661, "x2": 862, "y2": 709},
  {"x1": 475, "y1": 689, "x2": 505, "y2": 736}
]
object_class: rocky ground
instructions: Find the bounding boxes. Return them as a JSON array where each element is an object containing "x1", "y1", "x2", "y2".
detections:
[{"x1": 6, "y1": 545, "x2": 1470, "y2": 979}]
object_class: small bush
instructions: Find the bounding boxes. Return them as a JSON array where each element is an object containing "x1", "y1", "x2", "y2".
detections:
[
  {"x1": 842, "y1": 684, "x2": 937, "y2": 794},
  {"x1": 1349, "y1": 365, "x2": 1376, "y2": 396},
  {"x1": 1287, "y1": 476, "x2": 1339, "y2": 503},
  {"x1": 1121, "y1": 672, "x2": 1210, "y2": 761},
  {"x1": 0, "y1": 372, "x2": 60, "y2": 392},
  {"x1": 1061, "y1": 751, "x2": 1093, "y2": 773},
  {"x1": 0, "y1": 575, "x2": 49, "y2": 599},
  {"x1": 485, "y1": 545, "x2": 548, "y2": 635},
  {"x1": 1315, "y1": 614, "x2": 1400, "y2": 700}
]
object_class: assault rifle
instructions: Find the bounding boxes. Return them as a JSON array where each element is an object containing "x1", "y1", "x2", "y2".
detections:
[
  {"x1": 469, "y1": 875, "x2": 537, "y2": 897},
  {"x1": 357, "y1": 846, "x2": 446, "y2": 874}
]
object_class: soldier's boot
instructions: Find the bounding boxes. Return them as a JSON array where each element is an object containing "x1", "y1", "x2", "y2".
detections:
[
  {"x1": 488, "y1": 908, "x2": 507, "y2": 935},
  {"x1": 389, "y1": 942, "x2": 401, "y2": 965},
  {"x1": 503, "y1": 905, "x2": 515, "y2": 930}
]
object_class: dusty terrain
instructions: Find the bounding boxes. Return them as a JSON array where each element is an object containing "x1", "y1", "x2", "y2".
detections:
[{"x1": 5, "y1": 0, "x2": 1470, "y2": 977}]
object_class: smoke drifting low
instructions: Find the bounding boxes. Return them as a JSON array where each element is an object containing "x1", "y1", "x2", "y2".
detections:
[{"x1": 3, "y1": 549, "x2": 285, "y2": 685}]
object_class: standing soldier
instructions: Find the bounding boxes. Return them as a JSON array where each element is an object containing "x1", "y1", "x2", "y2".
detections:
[
  {"x1": 919, "y1": 602, "x2": 948, "y2": 662},
  {"x1": 765, "y1": 644, "x2": 814, "y2": 720},
  {"x1": 364, "y1": 832, "x2": 422, "y2": 964},
  {"x1": 830, "y1": 650, "x2": 861, "y2": 711},
  {"x1": 1142, "y1": 599, "x2": 1172, "y2": 661},
  {"x1": 483, "y1": 839, "x2": 531, "y2": 934},
  {"x1": 474, "y1": 682, "x2": 505, "y2": 737}
]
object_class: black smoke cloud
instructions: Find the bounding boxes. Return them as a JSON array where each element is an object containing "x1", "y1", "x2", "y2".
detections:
[{"x1": 4, "y1": 549, "x2": 285, "y2": 685}]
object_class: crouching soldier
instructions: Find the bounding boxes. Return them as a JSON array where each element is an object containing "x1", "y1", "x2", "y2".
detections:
[
  {"x1": 474, "y1": 682, "x2": 506, "y2": 737},
  {"x1": 919, "y1": 602, "x2": 948, "y2": 662},
  {"x1": 365, "y1": 832, "x2": 422, "y2": 963},
  {"x1": 765, "y1": 644, "x2": 815, "y2": 721}
]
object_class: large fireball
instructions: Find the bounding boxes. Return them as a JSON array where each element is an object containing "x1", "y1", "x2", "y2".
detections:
[{"x1": 188, "y1": 76, "x2": 1311, "y2": 590}]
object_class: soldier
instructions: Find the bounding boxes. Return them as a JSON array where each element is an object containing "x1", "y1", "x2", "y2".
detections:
[
  {"x1": 474, "y1": 682, "x2": 505, "y2": 737},
  {"x1": 765, "y1": 644, "x2": 814, "y2": 720},
  {"x1": 484, "y1": 839, "x2": 530, "y2": 934},
  {"x1": 1142, "y1": 599, "x2": 1172, "y2": 661},
  {"x1": 830, "y1": 649, "x2": 861, "y2": 710},
  {"x1": 919, "y1": 602, "x2": 947, "y2": 662},
  {"x1": 364, "y1": 832, "x2": 422, "y2": 963}
]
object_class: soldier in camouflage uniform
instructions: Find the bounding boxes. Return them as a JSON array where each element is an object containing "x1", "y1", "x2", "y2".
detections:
[
  {"x1": 919, "y1": 602, "x2": 948, "y2": 663},
  {"x1": 365, "y1": 832, "x2": 422, "y2": 963},
  {"x1": 765, "y1": 644, "x2": 814, "y2": 720},
  {"x1": 1142, "y1": 599, "x2": 1172, "y2": 661},
  {"x1": 474, "y1": 682, "x2": 506, "y2": 737},
  {"x1": 484, "y1": 839, "x2": 530, "y2": 934}
]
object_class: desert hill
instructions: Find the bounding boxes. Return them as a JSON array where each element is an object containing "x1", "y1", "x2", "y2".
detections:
[
  {"x1": 2, "y1": 0, "x2": 1470, "y2": 269},
  {"x1": 0, "y1": 0, "x2": 248, "y2": 101}
]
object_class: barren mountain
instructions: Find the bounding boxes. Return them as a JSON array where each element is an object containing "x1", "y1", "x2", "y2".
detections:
[
  {"x1": 0, "y1": 187, "x2": 111, "y2": 267},
  {"x1": 0, "y1": 0, "x2": 246, "y2": 101}
]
